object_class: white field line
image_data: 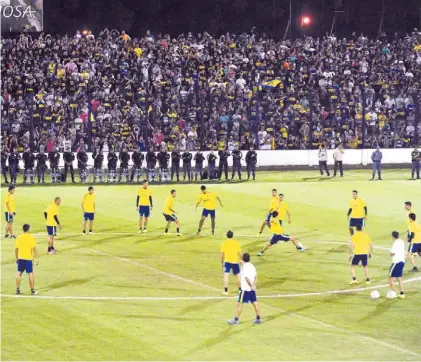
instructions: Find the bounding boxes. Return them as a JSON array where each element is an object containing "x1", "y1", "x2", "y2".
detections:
[{"x1": 1, "y1": 277, "x2": 420, "y2": 301}]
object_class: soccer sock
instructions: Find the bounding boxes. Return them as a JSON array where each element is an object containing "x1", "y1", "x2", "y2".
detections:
[
  {"x1": 400, "y1": 291, "x2": 404, "y2": 295},
  {"x1": 89, "y1": 229, "x2": 92, "y2": 233},
  {"x1": 238, "y1": 287, "x2": 241, "y2": 291},
  {"x1": 234, "y1": 317, "x2": 239, "y2": 321},
  {"x1": 352, "y1": 276, "x2": 356, "y2": 280},
  {"x1": 366, "y1": 278, "x2": 370, "y2": 281},
  {"x1": 83, "y1": 230, "x2": 86, "y2": 233},
  {"x1": 176, "y1": 228, "x2": 180, "y2": 233},
  {"x1": 197, "y1": 228, "x2": 201, "y2": 233},
  {"x1": 224, "y1": 287, "x2": 228, "y2": 292},
  {"x1": 256, "y1": 315, "x2": 261, "y2": 320},
  {"x1": 165, "y1": 228, "x2": 168, "y2": 233},
  {"x1": 31, "y1": 288, "x2": 35, "y2": 292},
  {"x1": 259, "y1": 250, "x2": 264, "y2": 254},
  {"x1": 296, "y1": 242, "x2": 303, "y2": 250},
  {"x1": 143, "y1": 228, "x2": 146, "y2": 230}
]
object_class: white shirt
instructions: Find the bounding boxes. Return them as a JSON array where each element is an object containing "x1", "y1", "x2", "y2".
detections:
[
  {"x1": 240, "y1": 262, "x2": 257, "y2": 292},
  {"x1": 333, "y1": 148, "x2": 344, "y2": 161},
  {"x1": 391, "y1": 239, "x2": 405, "y2": 264}
]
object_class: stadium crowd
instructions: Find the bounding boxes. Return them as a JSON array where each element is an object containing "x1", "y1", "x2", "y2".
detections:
[{"x1": 1, "y1": 29, "x2": 421, "y2": 155}]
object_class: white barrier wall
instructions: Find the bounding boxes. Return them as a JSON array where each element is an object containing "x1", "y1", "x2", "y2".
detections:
[{"x1": 11, "y1": 149, "x2": 414, "y2": 168}]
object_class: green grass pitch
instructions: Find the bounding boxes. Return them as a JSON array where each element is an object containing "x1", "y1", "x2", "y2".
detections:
[{"x1": 1, "y1": 170, "x2": 421, "y2": 361}]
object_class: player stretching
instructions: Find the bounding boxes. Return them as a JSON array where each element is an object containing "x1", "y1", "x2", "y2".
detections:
[
  {"x1": 257, "y1": 211, "x2": 305, "y2": 256},
  {"x1": 4, "y1": 185, "x2": 16, "y2": 238},
  {"x1": 221, "y1": 230, "x2": 242, "y2": 296},
  {"x1": 347, "y1": 190, "x2": 367, "y2": 236},
  {"x1": 349, "y1": 225, "x2": 372, "y2": 285},
  {"x1": 195, "y1": 185, "x2": 223, "y2": 236},
  {"x1": 257, "y1": 189, "x2": 279, "y2": 237},
  {"x1": 44, "y1": 197, "x2": 62, "y2": 254},
  {"x1": 404, "y1": 201, "x2": 416, "y2": 238},
  {"x1": 407, "y1": 213, "x2": 420, "y2": 272},
  {"x1": 163, "y1": 190, "x2": 181, "y2": 236},
  {"x1": 82, "y1": 186, "x2": 96, "y2": 235},
  {"x1": 137, "y1": 180, "x2": 153, "y2": 234}
]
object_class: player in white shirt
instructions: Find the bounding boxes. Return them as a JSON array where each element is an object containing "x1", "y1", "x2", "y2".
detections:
[
  {"x1": 227, "y1": 253, "x2": 261, "y2": 325},
  {"x1": 388, "y1": 231, "x2": 406, "y2": 299}
]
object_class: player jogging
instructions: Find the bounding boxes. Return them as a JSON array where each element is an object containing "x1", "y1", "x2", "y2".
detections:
[
  {"x1": 257, "y1": 189, "x2": 278, "y2": 237},
  {"x1": 388, "y1": 231, "x2": 406, "y2": 299},
  {"x1": 163, "y1": 190, "x2": 181, "y2": 236},
  {"x1": 4, "y1": 185, "x2": 16, "y2": 238},
  {"x1": 347, "y1": 190, "x2": 367, "y2": 236},
  {"x1": 82, "y1": 186, "x2": 96, "y2": 235},
  {"x1": 220, "y1": 230, "x2": 242, "y2": 296},
  {"x1": 349, "y1": 225, "x2": 372, "y2": 285},
  {"x1": 44, "y1": 197, "x2": 62, "y2": 254},
  {"x1": 195, "y1": 185, "x2": 223, "y2": 236},
  {"x1": 277, "y1": 193, "x2": 291, "y2": 225},
  {"x1": 257, "y1": 211, "x2": 305, "y2": 256},
  {"x1": 404, "y1": 201, "x2": 416, "y2": 239},
  {"x1": 137, "y1": 180, "x2": 153, "y2": 234},
  {"x1": 227, "y1": 253, "x2": 262, "y2": 325},
  {"x1": 407, "y1": 213, "x2": 420, "y2": 272},
  {"x1": 15, "y1": 224, "x2": 38, "y2": 295}
]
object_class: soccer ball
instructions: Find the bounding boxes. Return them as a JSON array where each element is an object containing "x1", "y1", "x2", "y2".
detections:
[
  {"x1": 387, "y1": 290, "x2": 397, "y2": 299},
  {"x1": 370, "y1": 290, "x2": 380, "y2": 299}
]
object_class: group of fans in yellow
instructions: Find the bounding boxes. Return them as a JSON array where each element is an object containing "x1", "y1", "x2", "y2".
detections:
[{"x1": 4, "y1": 182, "x2": 421, "y2": 324}]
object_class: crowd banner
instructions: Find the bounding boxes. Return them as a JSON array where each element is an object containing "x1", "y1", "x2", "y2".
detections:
[{"x1": 11, "y1": 149, "x2": 415, "y2": 169}]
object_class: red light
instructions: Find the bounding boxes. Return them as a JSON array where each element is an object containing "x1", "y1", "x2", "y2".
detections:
[{"x1": 301, "y1": 16, "x2": 311, "y2": 26}]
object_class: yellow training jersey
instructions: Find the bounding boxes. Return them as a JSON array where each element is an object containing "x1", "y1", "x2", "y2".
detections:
[
  {"x1": 4, "y1": 193, "x2": 16, "y2": 213},
  {"x1": 82, "y1": 193, "x2": 96, "y2": 213},
  {"x1": 138, "y1": 187, "x2": 152, "y2": 206},
  {"x1": 15, "y1": 233, "x2": 36, "y2": 260},
  {"x1": 270, "y1": 217, "x2": 284, "y2": 235},
  {"x1": 220, "y1": 239, "x2": 241, "y2": 263},
  {"x1": 277, "y1": 201, "x2": 289, "y2": 220},
  {"x1": 269, "y1": 196, "x2": 279, "y2": 211},
  {"x1": 409, "y1": 223, "x2": 421, "y2": 243},
  {"x1": 349, "y1": 198, "x2": 366, "y2": 218},
  {"x1": 163, "y1": 196, "x2": 175, "y2": 215},
  {"x1": 351, "y1": 231, "x2": 371, "y2": 254},
  {"x1": 407, "y1": 209, "x2": 416, "y2": 229},
  {"x1": 197, "y1": 192, "x2": 217, "y2": 210},
  {"x1": 45, "y1": 203, "x2": 59, "y2": 226}
]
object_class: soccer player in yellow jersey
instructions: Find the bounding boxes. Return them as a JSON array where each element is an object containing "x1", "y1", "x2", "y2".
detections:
[
  {"x1": 137, "y1": 180, "x2": 153, "y2": 234},
  {"x1": 349, "y1": 225, "x2": 373, "y2": 285},
  {"x1": 257, "y1": 211, "x2": 305, "y2": 256},
  {"x1": 257, "y1": 189, "x2": 278, "y2": 237},
  {"x1": 15, "y1": 224, "x2": 38, "y2": 295},
  {"x1": 347, "y1": 190, "x2": 367, "y2": 236},
  {"x1": 404, "y1": 201, "x2": 416, "y2": 238},
  {"x1": 195, "y1": 185, "x2": 223, "y2": 236},
  {"x1": 44, "y1": 197, "x2": 62, "y2": 254},
  {"x1": 81, "y1": 186, "x2": 96, "y2": 235},
  {"x1": 162, "y1": 190, "x2": 181, "y2": 236},
  {"x1": 220, "y1": 230, "x2": 242, "y2": 296},
  {"x1": 407, "y1": 213, "x2": 421, "y2": 272},
  {"x1": 4, "y1": 185, "x2": 16, "y2": 238},
  {"x1": 277, "y1": 193, "x2": 291, "y2": 225}
]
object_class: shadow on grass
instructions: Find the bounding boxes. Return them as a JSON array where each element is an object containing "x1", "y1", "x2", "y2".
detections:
[{"x1": 38, "y1": 277, "x2": 93, "y2": 293}]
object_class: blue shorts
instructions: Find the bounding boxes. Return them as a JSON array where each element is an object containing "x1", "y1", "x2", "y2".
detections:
[
  {"x1": 270, "y1": 234, "x2": 290, "y2": 245},
  {"x1": 351, "y1": 254, "x2": 368, "y2": 266},
  {"x1": 224, "y1": 262, "x2": 240, "y2": 275},
  {"x1": 17, "y1": 259, "x2": 33, "y2": 274},
  {"x1": 84, "y1": 212, "x2": 95, "y2": 221},
  {"x1": 163, "y1": 213, "x2": 177, "y2": 222},
  {"x1": 46, "y1": 226, "x2": 57, "y2": 236},
  {"x1": 389, "y1": 262, "x2": 405, "y2": 278},
  {"x1": 138, "y1": 206, "x2": 150, "y2": 218},
  {"x1": 5, "y1": 212, "x2": 14, "y2": 223},
  {"x1": 349, "y1": 218, "x2": 364, "y2": 228},
  {"x1": 202, "y1": 209, "x2": 216, "y2": 218},
  {"x1": 408, "y1": 243, "x2": 421, "y2": 254},
  {"x1": 238, "y1": 290, "x2": 257, "y2": 304}
]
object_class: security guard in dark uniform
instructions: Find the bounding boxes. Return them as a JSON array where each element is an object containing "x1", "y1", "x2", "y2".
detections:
[
  {"x1": 8, "y1": 150, "x2": 20, "y2": 184},
  {"x1": 131, "y1": 148, "x2": 144, "y2": 183},
  {"x1": 107, "y1": 149, "x2": 118, "y2": 183},
  {"x1": 411, "y1": 148, "x2": 420, "y2": 180},
  {"x1": 171, "y1": 149, "x2": 181, "y2": 182},
  {"x1": 93, "y1": 148, "x2": 104, "y2": 183},
  {"x1": 245, "y1": 145, "x2": 257, "y2": 180},
  {"x1": 119, "y1": 147, "x2": 130, "y2": 182},
  {"x1": 207, "y1": 151, "x2": 217, "y2": 180},
  {"x1": 48, "y1": 148, "x2": 60, "y2": 183},
  {"x1": 77, "y1": 148, "x2": 89, "y2": 183},
  {"x1": 36, "y1": 150, "x2": 48, "y2": 183},
  {"x1": 157, "y1": 148, "x2": 170, "y2": 181},
  {"x1": 1, "y1": 148, "x2": 9, "y2": 183},
  {"x1": 146, "y1": 147, "x2": 157, "y2": 182},
  {"x1": 194, "y1": 151, "x2": 205, "y2": 181},
  {"x1": 22, "y1": 147, "x2": 36, "y2": 184},
  {"x1": 63, "y1": 151, "x2": 76, "y2": 183},
  {"x1": 182, "y1": 151, "x2": 193, "y2": 181},
  {"x1": 218, "y1": 148, "x2": 230, "y2": 180},
  {"x1": 231, "y1": 146, "x2": 243, "y2": 180}
]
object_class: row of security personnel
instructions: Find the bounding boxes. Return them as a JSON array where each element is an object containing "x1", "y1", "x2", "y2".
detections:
[{"x1": 1, "y1": 147, "x2": 258, "y2": 184}]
